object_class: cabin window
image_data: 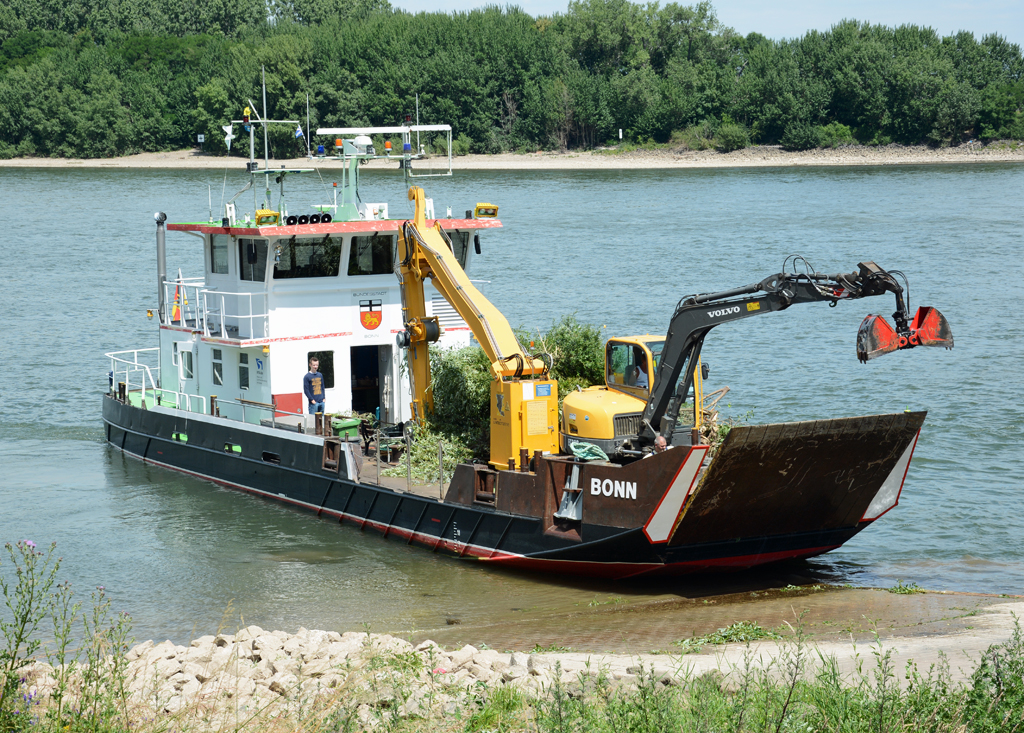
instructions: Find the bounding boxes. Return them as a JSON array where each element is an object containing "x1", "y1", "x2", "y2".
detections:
[
  {"x1": 212, "y1": 348, "x2": 223, "y2": 386},
  {"x1": 239, "y1": 353, "x2": 249, "y2": 390},
  {"x1": 180, "y1": 350, "x2": 194, "y2": 380},
  {"x1": 211, "y1": 235, "x2": 230, "y2": 274},
  {"x1": 606, "y1": 342, "x2": 649, "y2": 389},
  {"x1": 449, "y1": 231, "x2": 470, "y2": 268},
  {"x1": 273, "y1": 236, "x2": 341, "y2": 279},
  {"x1": 307, "y1": 351, "x2": 335, "y2": 389},
  {"x1": 238, "y1": 239, "x2": 268, "y2": 282},
  {"x1": 348, "y1": 234, "x2": 394, "y2": 276}
]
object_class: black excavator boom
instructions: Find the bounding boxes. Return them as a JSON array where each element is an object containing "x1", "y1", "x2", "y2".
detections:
[{"x1": 641, "y1": 258, "x2": 953, "y2": 446}]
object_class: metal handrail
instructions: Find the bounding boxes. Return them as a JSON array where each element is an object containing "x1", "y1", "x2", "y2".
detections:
[
  {"x1": 213, "y1": 397, "x2": 304, "y2": 427},
  {"x1": 105, "y1": 348, "x2": 206, "y2": 414},
  {"x1": 162, "y1": 281, "x2": 206, "y2": 329},
  {"x1": 161, "y1": 279, "x2": 269, "y2": 340},
  {"x1": 201, "y1": 289, "x2": 268, "y2": 339}
]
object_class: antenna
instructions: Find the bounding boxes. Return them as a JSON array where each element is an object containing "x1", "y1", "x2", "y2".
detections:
[
  {"x1": 219, "y1": 169, "x2": 228, "y2": 219},
  {"x1": 262, "y1": 66, "x2": 269, "y2": 173}
]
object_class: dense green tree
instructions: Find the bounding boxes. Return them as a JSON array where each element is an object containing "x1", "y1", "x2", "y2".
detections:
[{"x1": 1, "y1": 1, "x2": 1022, "y2": 158}]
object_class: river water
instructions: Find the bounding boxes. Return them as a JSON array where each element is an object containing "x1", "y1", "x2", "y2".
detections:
[{"x1": 1, "y1": 163, "x2": 1022, "y2": 645}]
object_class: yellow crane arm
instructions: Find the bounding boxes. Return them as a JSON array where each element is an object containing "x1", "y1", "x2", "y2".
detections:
[{"x1": 399, "y1": 187, "x2": 547, "y2": 383}]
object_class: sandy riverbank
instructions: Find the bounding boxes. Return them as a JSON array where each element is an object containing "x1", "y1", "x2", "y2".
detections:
[
  {"x1": 14, "y1": 589, "x2": 1024, "y2": 729},
  {"x1": 2, "y1": 142, "x2": 1023, "y2": 170}
]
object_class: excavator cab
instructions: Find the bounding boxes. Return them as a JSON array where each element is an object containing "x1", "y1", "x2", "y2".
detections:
[
  {"x1": 605, "y1": 338, "x2": 663, "y2": 399},
  {"x1": 561, "y1": 336, "x2": 670, "y2": 458}
]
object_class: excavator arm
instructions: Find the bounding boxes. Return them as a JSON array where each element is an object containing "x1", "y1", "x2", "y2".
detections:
[
  {"x1": 397, "y1": 186, "x2": 549, "y2": 423},
  {"x1": 643, "y1": 259, "x2": 953, "y2": 444}
]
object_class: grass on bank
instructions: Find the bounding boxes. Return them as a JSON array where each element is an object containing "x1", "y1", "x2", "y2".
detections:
[{"x1": 5, "y1": 539, "x2": 1024, "y2": 732}]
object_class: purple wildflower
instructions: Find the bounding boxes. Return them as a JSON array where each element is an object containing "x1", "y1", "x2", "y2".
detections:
[{"x1": 23, "y1": 540, "x2": 35, "y2": 549}]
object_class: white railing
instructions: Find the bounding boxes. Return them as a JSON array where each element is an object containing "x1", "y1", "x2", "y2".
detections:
[
  {"x1": 201, "y1": 290, "x2": 268, "y2": 340},
  {"x1": 105, "y1": 347, "x2": 206, "y2": 414},
  {"x1": 162, "y1": 279, "x2": 206, "y2": 329},
  {"x1": 161, "y1": 278, "x2": 269, "y2": 340},
  {"x1": 213, "y1": 397, "x2": 305, "y2": 427}
]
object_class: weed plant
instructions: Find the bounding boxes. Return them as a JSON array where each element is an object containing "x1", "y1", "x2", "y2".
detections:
[
  {"x1": 386, "y1": 314, "x2": 605, "y2": 480},
  {"x1": 674, "y1": 620, "x2": 783, "y2": 654},
  {"x1": 6, "y1": 542, "x2": 1024, "y2": 732}
]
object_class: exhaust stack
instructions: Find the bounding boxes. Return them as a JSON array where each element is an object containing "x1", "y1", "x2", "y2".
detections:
[{"x1": 155, "y1": 212, "x2": 167, "y2": 323}]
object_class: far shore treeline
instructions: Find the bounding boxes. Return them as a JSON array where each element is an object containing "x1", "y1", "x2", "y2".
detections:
[{"x1": 1, "y1": 0, "x2": 1023, "y2": 159}]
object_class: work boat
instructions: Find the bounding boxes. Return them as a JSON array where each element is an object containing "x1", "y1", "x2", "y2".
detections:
[{"x1": 104, "y1": 125, "x2": 954, "y2": 579}]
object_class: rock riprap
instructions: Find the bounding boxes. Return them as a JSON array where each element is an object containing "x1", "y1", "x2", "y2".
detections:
[{"x1": 15, "y1": 627, "x2": 651, "y2": 728}]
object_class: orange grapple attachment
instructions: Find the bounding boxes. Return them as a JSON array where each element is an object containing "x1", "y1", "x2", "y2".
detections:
[
  {"x1": 857, "y1": 314, "x2": 900, "y2": 362},
  {"x1": 857, "y1": 307, "x2": 954, "y2": 362},
  {"x1": 908, "y1": 306, "x2": 954, "y2": 348}
]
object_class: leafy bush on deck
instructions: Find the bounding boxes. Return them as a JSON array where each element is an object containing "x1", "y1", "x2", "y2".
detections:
[{"x1": 418, "y1": 314, "x2": 606, "y2": 468}]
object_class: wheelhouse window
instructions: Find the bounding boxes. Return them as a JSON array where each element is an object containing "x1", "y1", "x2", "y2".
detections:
[
  {"x1": 211, "y1": 235, "x2": 230, "y2": 274},
  {"x1": 238, "y1": 239, "x2": 268, "y2": 282},
  {"x1": 449, "y1": 231, "x2": 470, "y2": 268},
  {"x1": 348, "y1": 234, "x2": 394, "y2": 276},
  {"x1": 273, "y1": 236, "x2": 341, "y2": 279}
]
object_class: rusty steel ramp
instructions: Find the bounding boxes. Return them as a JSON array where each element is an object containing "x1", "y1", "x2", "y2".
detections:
[{"x1": 668, "y1": 411, "x2": 925, "y2": 547}]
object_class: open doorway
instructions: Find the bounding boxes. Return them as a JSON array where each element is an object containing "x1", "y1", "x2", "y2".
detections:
[{"x1": 351, "y1": 345, "x2": 381, "y2": 416}]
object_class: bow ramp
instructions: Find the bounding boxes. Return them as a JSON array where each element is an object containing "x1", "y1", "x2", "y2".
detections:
[{"x1": 666, "y1": 411, "x2": 925, "y2": 551}]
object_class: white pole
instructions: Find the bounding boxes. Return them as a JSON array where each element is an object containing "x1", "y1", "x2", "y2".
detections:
[
  {"x1": 262, "y1": 66, "x2": 269, "y2": 171},
  {"x1": 416, "y1": 93, "x2": 420, "y2": 150},
  {"x1": 306, "y1": 93, "x2": 310, "y2": 158}
]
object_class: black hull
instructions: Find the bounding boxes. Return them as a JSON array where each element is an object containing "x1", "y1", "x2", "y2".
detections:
[{"x1": 102, "y1": 395, "x2": 899, "y2": 579}]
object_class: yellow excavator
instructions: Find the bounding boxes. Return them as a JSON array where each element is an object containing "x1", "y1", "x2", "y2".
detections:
[
  {"x1": 562, "y1": 260, "x2": 953, "y2": 459},
  {"x1": 396, "y1": 187, "x2": 559, "y2": 469}
]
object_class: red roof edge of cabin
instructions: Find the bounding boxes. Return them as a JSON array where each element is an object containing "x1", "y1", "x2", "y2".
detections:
[{"x1": 167, "y1": 218, "x2": 503, "y2": 235}]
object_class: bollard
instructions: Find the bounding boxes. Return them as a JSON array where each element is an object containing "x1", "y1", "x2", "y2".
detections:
[
  {"x1": 406, "y1": 429, "x2": 412, "y2": 492},
  {"x1": 438, "y1": 441, "x2": 444, "y2": 499},
  {"x1": 519, "y1": 447, "x2": 529, "y2": 473}
]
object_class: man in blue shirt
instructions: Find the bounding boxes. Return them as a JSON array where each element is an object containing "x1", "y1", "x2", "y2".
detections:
[{"x1": 304, "y1": 358, "x2": 326, "y2": 414}]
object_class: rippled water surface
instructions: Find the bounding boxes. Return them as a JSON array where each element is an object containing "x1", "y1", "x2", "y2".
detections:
[{"x1": 1, "y1": 163, "x2": 1022, "y2": 643}]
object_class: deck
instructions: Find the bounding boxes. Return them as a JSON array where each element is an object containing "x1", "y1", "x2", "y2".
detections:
[{"x1": 122, "y1": 389, "x2": 452, "y2": 500}]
